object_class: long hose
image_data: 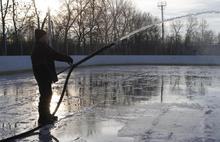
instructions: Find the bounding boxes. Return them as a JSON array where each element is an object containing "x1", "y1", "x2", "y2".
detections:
[
  {"x1": 0, "y1": 43, "x2": 115, "y2": 142},
  {"x1": 52, "y1": 43, "x2": 115, "y2": 115}
]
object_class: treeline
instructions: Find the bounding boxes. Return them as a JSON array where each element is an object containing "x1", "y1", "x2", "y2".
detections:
[
  {"x1": 0, "y1": 0, "x2": 158, "y2": 55},
  {"x1": 117, "y1": 17, "x2": 220, "y2": 55},
  {"x1": 1, "y1": 0, "x2": 220, "y2": 55}
]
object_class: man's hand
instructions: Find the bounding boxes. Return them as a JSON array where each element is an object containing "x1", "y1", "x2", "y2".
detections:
[{"x1": 67, "y1": 56, "x2": 73, "y2": 65}]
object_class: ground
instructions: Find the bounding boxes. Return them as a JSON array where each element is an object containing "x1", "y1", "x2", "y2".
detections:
[{"x1": 0, "y1": 65, "x2": 220, "y2": 142}]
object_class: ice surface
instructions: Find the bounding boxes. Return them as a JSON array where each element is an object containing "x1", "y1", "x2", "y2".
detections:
[{"x1": 1, "y1": 65, "x2": 220, "y2": 141}]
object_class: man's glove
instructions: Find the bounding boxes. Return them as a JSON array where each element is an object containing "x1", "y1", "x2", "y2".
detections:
[{"x1": 67, "y1": 56, "x2": 73, "y2": 64}]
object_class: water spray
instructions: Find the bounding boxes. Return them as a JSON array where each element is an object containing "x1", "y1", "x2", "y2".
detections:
[{"x1": 120, "y1": 10, "x2": 220, "y2": 41}]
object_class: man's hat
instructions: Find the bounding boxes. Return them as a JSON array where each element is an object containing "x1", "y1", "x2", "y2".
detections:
[{"x1": 35, "y1": 29, "x2": 47, "y2": 40}]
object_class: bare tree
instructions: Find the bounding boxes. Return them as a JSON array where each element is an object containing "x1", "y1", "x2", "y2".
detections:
[
  {"x1": 171, "y1": 20, "x2": 183, "y2": 42},
  {"x1": 218, "y1": 33, "x2": 220, "y2": 44},
  {"x1": 0, "y1": 0, "x2": 183, "y2": 55},
  {"x1": 31, "y1": 0, "x2": 48, "y2": 30},
  {"x1": 12, "y1": 0, "x2": 19, "y2": 50},
  {"x1": 88, "y1": 0, "x2": 95, "y2": 48},
  {"x1": 12, "y1": 0, "x2": 33, "y2": 55},
  {"x1": 199, "y1": 19, "x2": 215, "y2": 46},
  {"x1": 185, "y1": 17, "x2": 198, "y2": 46},
  {"x1": 32, "y1": 0, "x2": 40, "y2": 29},
  {"x1": 97, "y1": 0, "x2": 113, "y2": 44},
  {"x1": 169, "y1": 20, "x2": 184, "y2": 54},
  {"x1": 0, "y1": 0, "x2": 10, "y2": 55},
  {"x1": 110, "y1": 0, "x2": 126, "y2": 41},
  {"x1": 58, "y1": 0, "x2": 90, "y2": 54},
  {"x1": 199, "y1": 19, "x2": 209, "y2": 43}
]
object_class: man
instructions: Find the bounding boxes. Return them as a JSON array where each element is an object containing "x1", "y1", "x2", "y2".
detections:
[{"x1": 31, "y1": 29, "x2": 73, "y2": 125}]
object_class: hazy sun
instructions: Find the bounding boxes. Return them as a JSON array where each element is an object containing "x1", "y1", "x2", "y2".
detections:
[{"x1": 36, "y1": 0, "x2": 61, "y2": 15}]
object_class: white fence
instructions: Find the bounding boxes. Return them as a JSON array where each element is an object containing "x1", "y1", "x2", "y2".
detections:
[{"x1": 0, "y1": 55, "x2": 220, "y2": 73}]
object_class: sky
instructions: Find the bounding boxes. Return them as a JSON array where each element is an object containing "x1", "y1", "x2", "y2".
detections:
[
  {"x1": 132, "y1": 0, "x2": 220, "y2": 33},
  {"x1": 133, "y1": 0, "x2": 220, "y2": 17},
  {"x1": 35, "y1": 0, "x2": 60, "y2": 15},
  {"x1": 22, "y1": 0, "x2": 220, "y2": 33},
  {"x1": 34, "y1": 0, "x2": 220, "y2": 18}
]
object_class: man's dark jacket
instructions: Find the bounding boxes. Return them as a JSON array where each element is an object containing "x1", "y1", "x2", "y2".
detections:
[{"x1": 31, "y1": 42, "x2": 70, "y2": 83}]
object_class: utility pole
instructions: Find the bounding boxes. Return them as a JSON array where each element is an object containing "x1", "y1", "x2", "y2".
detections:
[{"x1": 158, "y1": 1, "x2": 167, "y2": 42}]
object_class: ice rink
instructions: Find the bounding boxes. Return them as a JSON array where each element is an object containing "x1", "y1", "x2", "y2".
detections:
[{"x1": 1, "y1": 65, "x2": 220, "y2": 142}]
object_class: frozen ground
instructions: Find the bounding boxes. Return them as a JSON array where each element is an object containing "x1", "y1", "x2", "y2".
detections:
[{"x1": 1, "y1": 65, "x2": 220, "y2": 142}]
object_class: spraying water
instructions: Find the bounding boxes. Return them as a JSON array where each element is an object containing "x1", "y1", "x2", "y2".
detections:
[{"x1": 120, "y1": 10, "x2": 220, "y2": 41}]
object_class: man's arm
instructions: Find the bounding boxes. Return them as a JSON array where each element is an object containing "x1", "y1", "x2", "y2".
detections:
[{"x1": 47, "y1": 46, "x2": 73, "y2": 64}]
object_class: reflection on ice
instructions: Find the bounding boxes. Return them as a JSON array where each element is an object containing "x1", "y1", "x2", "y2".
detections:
[{"x1": 0, "y1": 65, "x2": 220, "y2": 141}]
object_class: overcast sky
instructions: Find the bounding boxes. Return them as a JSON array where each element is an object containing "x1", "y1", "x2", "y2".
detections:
[
  {"x1": 132, "y1": 0, "x2": 220, "y2": 33},
  {"x1": 31, "y1": 0, "x2": 220, "y2": 33},
  {"x1": 133, "y1": 0, "x2": 220, "y2": 17}
]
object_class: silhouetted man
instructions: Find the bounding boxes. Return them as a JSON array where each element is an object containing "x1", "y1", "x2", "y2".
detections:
[{"x1": 31, "y1": 29, "x2": 73, "y2": 125}]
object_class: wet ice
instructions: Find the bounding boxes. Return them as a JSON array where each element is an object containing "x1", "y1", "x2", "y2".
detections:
[{"x1": 1, "y1": 65, "x2": 220, "y2": 141}]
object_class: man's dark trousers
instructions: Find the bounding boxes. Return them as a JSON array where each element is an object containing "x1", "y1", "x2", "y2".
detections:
[
  {"x1": 33, "y1": 66, "x2": 53, "y2": 120},
  {"x1": 38, "y1": 80, "x2": 52, "y2": 119}
]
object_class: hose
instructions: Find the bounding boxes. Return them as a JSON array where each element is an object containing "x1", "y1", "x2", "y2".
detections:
[{"x1": 0, "y1": 43, "x2": 115, "y2": 142}]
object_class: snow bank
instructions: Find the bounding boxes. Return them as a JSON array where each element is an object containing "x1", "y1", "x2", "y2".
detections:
[{"x1": 0, "y1": 55, "x2": 220, "y2": 73}]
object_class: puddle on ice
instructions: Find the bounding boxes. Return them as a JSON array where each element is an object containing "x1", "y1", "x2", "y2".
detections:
[{"x1": 1, "y1": 65, "x2": 220, "y2": 141}]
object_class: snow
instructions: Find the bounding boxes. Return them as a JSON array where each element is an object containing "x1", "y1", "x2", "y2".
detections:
[
  {"x1": 1, "y1": 65, "x2": 220, "y2": 141},
  {"x1": 1, "y1": 55, "x2": 220, "y2": 73}
]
